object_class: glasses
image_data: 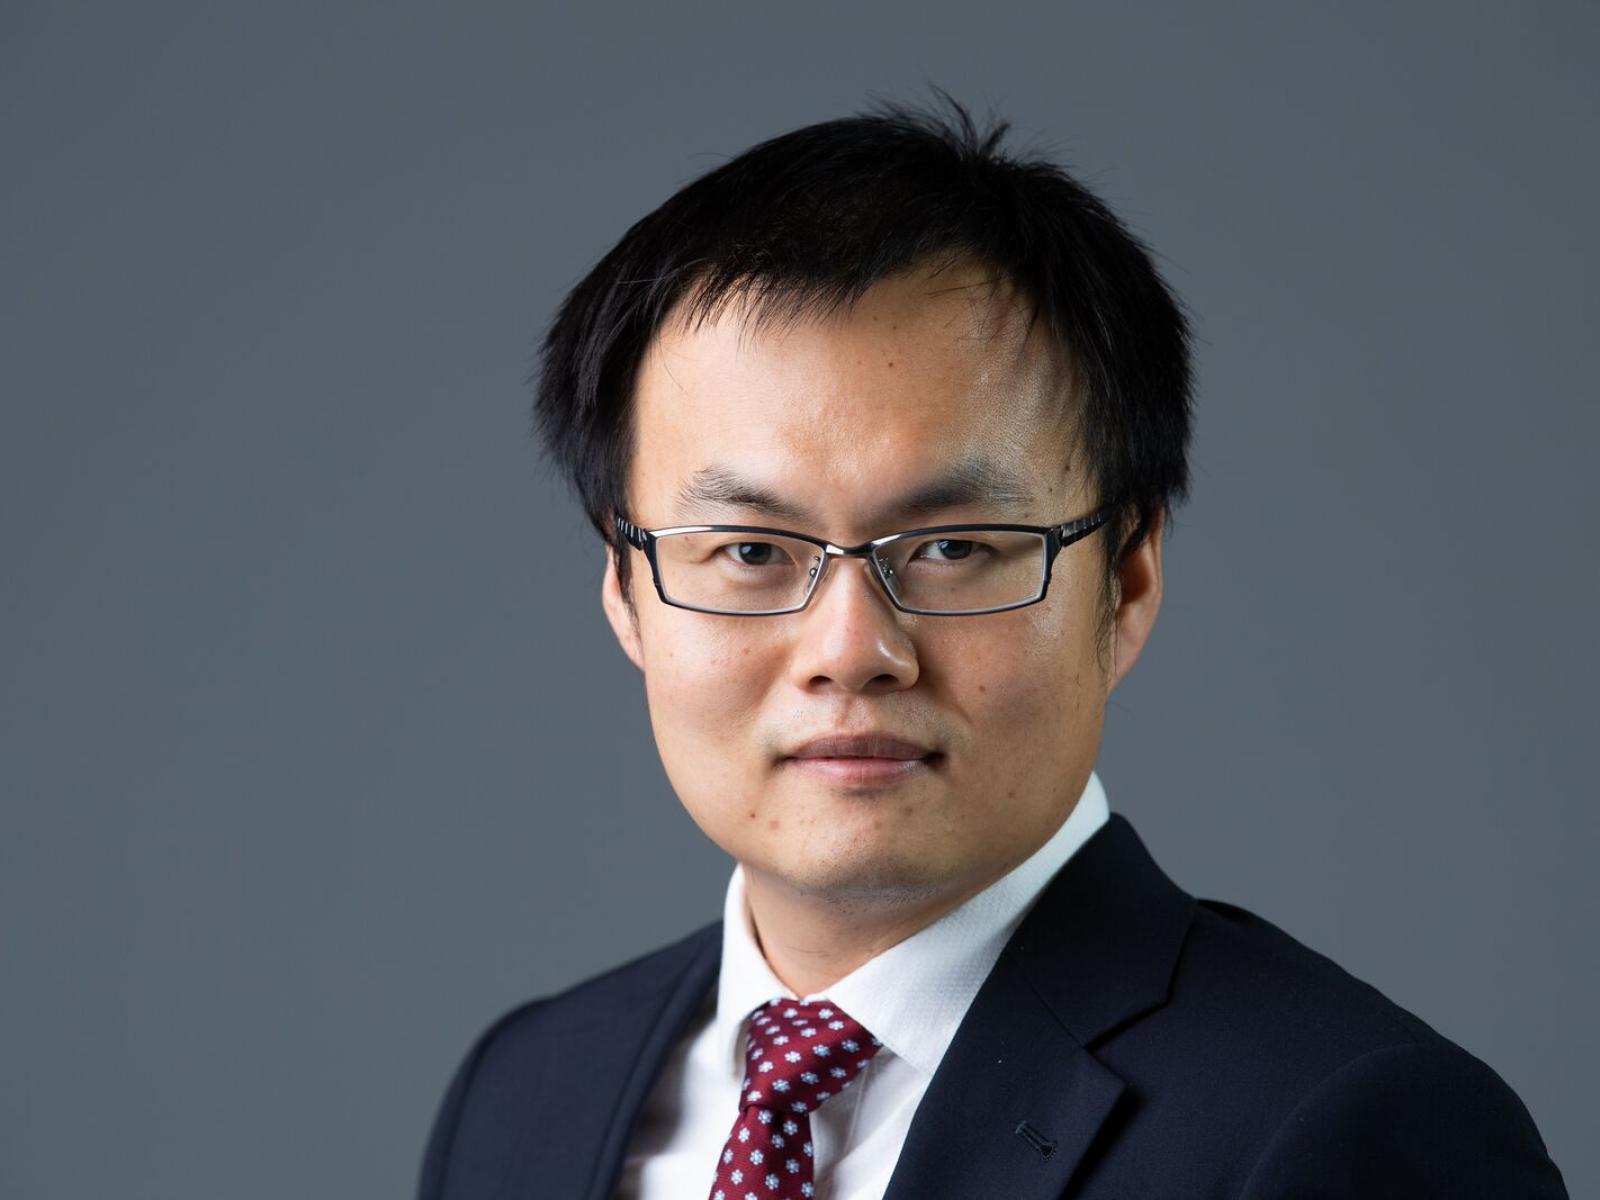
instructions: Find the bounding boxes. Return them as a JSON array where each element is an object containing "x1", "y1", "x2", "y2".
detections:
[{"x1": 612, "y1": 506, "x2": 1113, "y2": 616}]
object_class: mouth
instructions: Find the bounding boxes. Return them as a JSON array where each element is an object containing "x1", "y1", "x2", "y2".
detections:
[{"x1": 780, "y1": 734, "x2": 944, "y2": 787}]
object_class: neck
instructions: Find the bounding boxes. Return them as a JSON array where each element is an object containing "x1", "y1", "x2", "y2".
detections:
[{"x1": 739, "y1": 867, "x2": 996, "y2": 999}]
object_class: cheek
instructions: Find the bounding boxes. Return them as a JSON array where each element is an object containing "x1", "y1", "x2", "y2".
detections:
[
  {"x1": 639, "y1": 617, "x2": 775, "y2": 765},
  {"x1": 940, "y1": 604, "x2": 1100, "y2": 757}
]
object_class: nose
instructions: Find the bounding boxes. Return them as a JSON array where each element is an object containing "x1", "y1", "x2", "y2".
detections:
[{"x1": 785, "y1": 554, "x2": 920, "y2": 694}]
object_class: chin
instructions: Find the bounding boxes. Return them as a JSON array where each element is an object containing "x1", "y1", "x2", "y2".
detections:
[{"x1": 773, "y1": 853, "x2": 954, "y2": 906}]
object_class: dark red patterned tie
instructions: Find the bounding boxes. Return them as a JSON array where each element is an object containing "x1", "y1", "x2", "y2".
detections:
[{"x1": 706, "y1": 997, "x2": 884, "y2": 1200}]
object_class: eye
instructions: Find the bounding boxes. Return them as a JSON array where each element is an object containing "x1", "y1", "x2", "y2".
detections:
[
  {"x1": 912, "y1": 538, "x2": 979, "y2": 562},
  {"x1": 719, "y1": 541, "x2": 790, "y2": 567}
]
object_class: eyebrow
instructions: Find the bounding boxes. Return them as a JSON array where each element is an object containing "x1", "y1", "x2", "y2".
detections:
[{"x1": 670, "y1": 459, "x2": 1037, "y2": 527}]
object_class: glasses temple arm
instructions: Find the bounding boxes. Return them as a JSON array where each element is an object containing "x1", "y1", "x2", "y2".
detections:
[
  {"x1": 1055, "y1": 506, "x2": 1115, "y2": 545},
  {"x1": 613, "y1": 514, "x2": 648, "y2": 549}
]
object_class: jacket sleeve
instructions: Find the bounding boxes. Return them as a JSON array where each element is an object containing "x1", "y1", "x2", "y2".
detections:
[{"x1": 1238, "y1": 1040, "x2": 1569, "y2": 1199}]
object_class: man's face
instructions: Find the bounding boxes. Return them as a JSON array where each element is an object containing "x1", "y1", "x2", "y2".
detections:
[{"x1": 602, "y1": 261, "x2": 1162, "y2": 912}]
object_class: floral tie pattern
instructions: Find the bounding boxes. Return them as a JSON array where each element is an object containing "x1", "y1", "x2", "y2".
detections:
[{"x1": 706, "y1": 997, "x2": 883, "y2": 1200}]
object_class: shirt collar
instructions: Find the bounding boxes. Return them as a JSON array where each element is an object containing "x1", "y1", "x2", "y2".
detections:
[{"x1": 713, "y1": 770, "x2": 1111, "y2": 1078}]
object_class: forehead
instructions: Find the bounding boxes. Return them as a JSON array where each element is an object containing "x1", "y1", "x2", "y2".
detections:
[{"x1": 629, "y1": 261, "x2": 1078, "y2": 529}]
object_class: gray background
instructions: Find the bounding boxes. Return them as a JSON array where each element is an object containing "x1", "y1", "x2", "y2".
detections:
[{"x1": 3, "y1": 1, "x2": 1595, "y2": 1196}]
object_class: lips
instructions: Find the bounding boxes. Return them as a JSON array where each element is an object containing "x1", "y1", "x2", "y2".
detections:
[
  {"x1": 781, "y1": 734, "x2": 941, "y2": 786},
  {"x1": 788, "y1": 734, "x2": 935, "y2": 761}
]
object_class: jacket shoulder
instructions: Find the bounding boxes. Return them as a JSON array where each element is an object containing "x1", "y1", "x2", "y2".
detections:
[
  {"x1": 1162, "y1": 898, "x2": 1562, "y2": 1186},
  {"x1": 1180, "y1": 896, "x2": 1460, "y2": 1054},
  {"x1": 1081, "y1": 894, "x2": 1565, "y2": 1194}
]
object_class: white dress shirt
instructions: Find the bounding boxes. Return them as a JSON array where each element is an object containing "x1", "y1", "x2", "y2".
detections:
[{"x1": 614, "y1": 770, "x2": 1111, "y2": 1200}]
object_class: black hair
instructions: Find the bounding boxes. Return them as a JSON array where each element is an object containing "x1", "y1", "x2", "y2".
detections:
[{"x1": 533, "y1": 90, "x2": 1193, "y2": 631}]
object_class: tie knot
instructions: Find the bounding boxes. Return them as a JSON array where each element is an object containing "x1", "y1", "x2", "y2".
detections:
[{"x1": 739, "y1": 998, "x2": 883, "y2": 1116}]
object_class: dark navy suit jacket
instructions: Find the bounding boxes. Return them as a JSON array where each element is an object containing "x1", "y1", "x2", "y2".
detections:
[{"x1": 418, "y1": 812, "x2": 1569, "y2": 1198}]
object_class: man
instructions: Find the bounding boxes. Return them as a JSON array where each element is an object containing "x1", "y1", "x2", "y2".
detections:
[{"x1": 418, "y1": 97, "x2": 1568, "y2": 1199}]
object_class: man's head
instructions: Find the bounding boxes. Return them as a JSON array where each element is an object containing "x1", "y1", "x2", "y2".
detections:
[{"x1": 534, "y1": 95, "x2": 1192, "y2": 913}]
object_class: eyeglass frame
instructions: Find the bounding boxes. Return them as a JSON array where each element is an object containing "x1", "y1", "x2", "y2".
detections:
[{"x1": 612, "y1": 505, "x2": 1115, "y2": 617}]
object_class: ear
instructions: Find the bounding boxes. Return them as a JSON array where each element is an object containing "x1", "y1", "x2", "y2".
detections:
[
  {"x1": 601, "y1": 545, "x2": 646, "y2": 672},
  {"x1": 1107, "y1": 509, "x2": 1165, "y2": 692}
]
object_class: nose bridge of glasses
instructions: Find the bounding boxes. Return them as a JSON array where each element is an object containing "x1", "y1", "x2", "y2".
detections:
[{"x1": 815, "y1": 542, "x2": 902, "y2": 604}]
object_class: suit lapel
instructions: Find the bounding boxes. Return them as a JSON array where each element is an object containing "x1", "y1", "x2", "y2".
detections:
[
  {"x1": 883, "y1": 813, "x2": 1197, "y2": 1199},
  {"x1": 879, "y1": 970, "x2": 1127, "y2": 1199},
  {"x1": 580, "y1": 924, "x2": 722, "y2": 1200}
]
